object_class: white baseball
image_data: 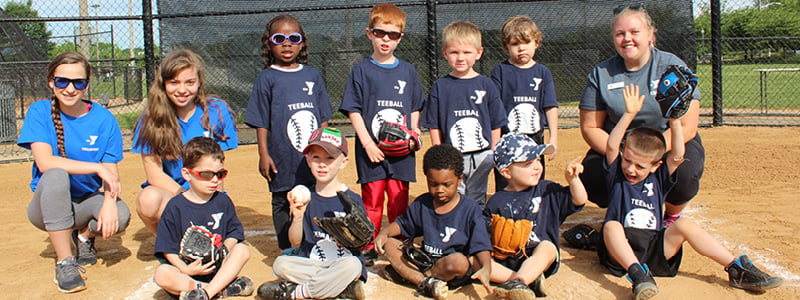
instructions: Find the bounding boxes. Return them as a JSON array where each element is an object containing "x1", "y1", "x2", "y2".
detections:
[{"x1": 290, "y1": 185, "x2": 311, "y2": 205}]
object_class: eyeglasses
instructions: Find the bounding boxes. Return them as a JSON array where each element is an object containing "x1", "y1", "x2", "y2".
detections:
[
  {"x1": 613, "y1": 3, "x2": 646, "y2": 15},
  {"x1": 188, "y1": 168, "x2": 228, "y2": 180},
  {"x1": 370, "y1": 28, "x2": 403, "y2": 40},
  {"x1": 53, "y1": 77, "x2": 89, "y2": 90},
  {"x1": 270, "y1": 32, "x2": 303, "y2": 45}
]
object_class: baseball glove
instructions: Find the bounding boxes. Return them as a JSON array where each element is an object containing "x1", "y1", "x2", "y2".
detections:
[
  {"x1": 179, "y1": 223, "x2": 227, "y2": 265},
  {"x1": 489, "y1": 214, "x2": 533, "y2": 259},
  {"x1": 563, "y1": 224, "x2": 601, "y2": 251},
  {"x1": 656, "y1": 65, "x2": 699, "y2": 119},
  {"x1": 377, "y1": 122, "x2": 421, "y2": 157},
  {"x1": 314, "y1": 191, "x2": 375, "y2": 249},
  {"x1": 403, "y1": 239, "x2": 434, "y2": 273}
]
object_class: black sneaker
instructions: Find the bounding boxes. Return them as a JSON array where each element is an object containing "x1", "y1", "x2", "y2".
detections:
[
  {"x1": 626, "y1": 263, "x2": 658, "y2": 300},
  {"x1": 220, "y1": 276, "x2": 254, "y2": 297},
  {"x1": 416, "y1": 277, "x2": 448, "y2": 300},
  {"x1": 494, "y1": 278, "x2": 535, "y2": 300},
  {"x1": 336, "y1": 280, "x2": 366, "y2": 300},
  {"x1": 71, "y1": 230, "x2": 97, "y2": 266},
  {"x1": 257, "y1": 280, "x2": 296, "y2": 300},
  {"x1": 180, "y1": 288, "x2": 209, "y2": 300},
  {"x1": 382, "y1": 265, "x2": 410, "y2": 285},
  {"x1": 529, "y1": 274, "x2": 547, "y2": 297},
  {"x1": 725, "y1": 254, "x2": 784, "y2": 293},
  {"x1": 54, "y1": 256, "x2": 86, "y2": 293},
  {"x1": 361, "y1": 248, "x2": 378, "y2": 267}
]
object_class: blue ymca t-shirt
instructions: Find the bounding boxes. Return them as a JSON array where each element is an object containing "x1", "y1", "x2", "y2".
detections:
[
  {"x1": 580, "y1": 48, "x2": 702, "y2": 133},
  {"x1": 132, "y1": 98, "x2": 238, "y2": 191},
  {"x1": 395, "y1": 193, "x2": 492, "y2": 258},
  {"x1": 603, "y1": 156, "x2": 676, "y2": 232},
  {"x1": 339, "y1": 58, "x2": 424, "y2": 184},
  {"x1": 298, "y1": 189, "x2": 368, "y2": 281},
  {"x1": 245, "y1": 65, "x2": 333, "y2": 192},
  {"x1": 484, "y1": 181, "x2": 583, "y2": 252},
  {"x1": 18, "y1": 100, "x2": 123, "y2": 198},
  {"x1": 490, "y1": 61, "x2": 558, "y2": 135},
  {"x1": 421, "y1": 75, "x2": 507, "y2": 153}
]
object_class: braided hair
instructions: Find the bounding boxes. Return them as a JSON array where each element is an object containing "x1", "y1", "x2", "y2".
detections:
[
  {"x1": 46, "y1": 52, "x2": 91, "y2": 157},
  {"x1": 261, "y1": 15, "x2": 309, "y2": 68}
]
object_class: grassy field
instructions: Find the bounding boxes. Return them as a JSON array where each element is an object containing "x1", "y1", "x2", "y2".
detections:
[{"x1": 696, "y1": 63, "x2": 800, "y2": 110}]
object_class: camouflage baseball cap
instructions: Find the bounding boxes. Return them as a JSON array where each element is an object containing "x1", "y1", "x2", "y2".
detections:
[
  {"x1": 303, "y1": 127, "x2": 348, "y2": 157},
  {"x1": 493, "y1": 132, "x2": 554, "y2": 170}
]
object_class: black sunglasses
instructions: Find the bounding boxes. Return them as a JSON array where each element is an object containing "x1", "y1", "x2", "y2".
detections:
[
  {"x1": 370, "y1": 28, "x2": 403, "y2": 40},
  {"x1": 188, "y1": 168, "x2": 228, "y2": 180},
  {"x1": 613, "y1": 3, "x2": 646, "y2": 15},
  {"x1": 53, "y1": 77, "x2": 89, "y2": 90},
  {"x1": 270, "y1": 32, "x2": 303, "y2": 45}
]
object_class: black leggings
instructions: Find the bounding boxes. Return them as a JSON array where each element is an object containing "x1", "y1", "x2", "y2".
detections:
[{"x1": 580, "y1": 134, "x2": 705, "y2": 208}]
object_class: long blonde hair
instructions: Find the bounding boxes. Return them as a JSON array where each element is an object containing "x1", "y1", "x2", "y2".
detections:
[
  {"x1": 47, "y1": 52, "x2": 91, "y2": 158},
  {"x1": 134, "y1": 49, "x2": 230, "y2": 160}
]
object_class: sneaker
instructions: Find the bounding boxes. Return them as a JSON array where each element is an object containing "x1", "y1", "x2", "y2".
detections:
[
  {"x1": 529, "y1": 274, "x2": 547, "y2": 298},
  {"x1": 626, "y1": 263, "x2": 658, "y2": 300},
  {"x1": 662, "y1": 213, "x2": 681, "y2": 228},
  {"x1": 336, "y1": 280, "x2": 366, "y2": 300},
  {"x1": 563, "y1": 224, "x2": 601, "y2": 250},
  {"x1": 725, "y1": 254, "x2": 784, "y2": 293},
  {"x1": 257, "y1": 280, "x2": 296, "y2": 300},
  {"x1": 362, "y1": 248, "x2": 378, "y2": 267},
  {"x1": 382, "y1": 265, "x2": 411, "y2": 285},
  {"x1": 416, "y1": 277, "x2": 448, "y2": 300},
  {"x1": 494, "y1": 278, "x2": 535, "y2": 300},
  {"x1": 54, "y1": 257, "x2": 86, "y2": 293},
  {"x1": 71, "y1": 230, "x2": 97, "y2": 266},
  {"x1": 180, "y1": 288, "x2": 210, "y2": 300},
  {"x1": 220, "y1": 276, "x2": 254, "y2": 297}
]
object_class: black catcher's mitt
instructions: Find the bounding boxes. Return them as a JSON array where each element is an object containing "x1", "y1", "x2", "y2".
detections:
[
  {"x1": 656, "y1": 65, "x2": 698, "y2": 119},
  {"x1": 377, "y1": 122, "x2": 421, "y2": 157},
  {"x1": 179, "y1": 223, "x2": 227, "y2": 265},
  {"x1": 314, "y1": 191, "x2": 375, "y2": 249},
  {"x1": 403, "y1": 239, "x2": 434, "y2": 273}
]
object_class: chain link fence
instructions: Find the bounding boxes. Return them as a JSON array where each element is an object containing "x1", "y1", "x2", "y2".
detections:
[{"x1": 0, "y1": 0, "x2": 797, "y2": 162}]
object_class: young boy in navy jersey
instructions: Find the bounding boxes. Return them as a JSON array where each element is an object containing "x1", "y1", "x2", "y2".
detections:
[
  {"x1": 598, "y1": 85, "x2": 782, "y2": 299},
  {"x1": 153, "y1": 137, "x2": 252, "y2": 300},
  {"x1": 421, "y1": 21, "x2": 507, "y2": 207},
  {"x1": 339, "y1": 3, "x2": 424, "y2": 264},
  {"x1": 491, "y1": 16, "x2": 558, "y2": 190},
  {"x1": 257, "y1": 128, "x2": 367, "y2": 300},
  {"x1": 484, "y1": 133, "x2": 586, "y2": 300},
  {"x1": 375, "y1": 144, "x2": 492, "y2": 300}
]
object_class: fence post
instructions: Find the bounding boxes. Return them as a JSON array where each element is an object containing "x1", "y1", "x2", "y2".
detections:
[
  {"x1": 426, "y1": 0, "x2": 438, "y2": 83},
  {"x1": 711, "y1": 0, "x2": 723, "y2": 126},
  {"x1": 142, "y1": 0, "x2": 155, "y2": 88}
]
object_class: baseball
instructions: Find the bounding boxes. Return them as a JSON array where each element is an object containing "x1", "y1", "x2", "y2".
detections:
[{"x1": 290, "y1": 185, "x2": 311, "y2": 205}]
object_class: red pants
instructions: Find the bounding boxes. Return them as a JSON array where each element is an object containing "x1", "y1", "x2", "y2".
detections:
[{"x1": 361, "y1": 178, "x2": 409, "y2": 249}]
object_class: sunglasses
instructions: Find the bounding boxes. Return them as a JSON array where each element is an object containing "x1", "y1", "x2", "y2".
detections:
[
  {"x1": 270, "y1": 32, "x2": 303, "y2": 45},
  {"x1": 613, "y1": 3, "x2": 646, "y2": 15},
  {"x1": 188, "y1": 168, "x2": 228, "y2": 180},
  {"x1": 53, "y1": 77, "x2": 89, "y2": 90},
  {"x1": 370, "y1": 28, "x2": 403, "y2": 40}
]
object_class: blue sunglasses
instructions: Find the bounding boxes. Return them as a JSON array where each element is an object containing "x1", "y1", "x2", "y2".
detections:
[
  {"x1": 53, "y1": 77, "x2": 89, "y2": 90},
  {"x1": 270, "y1": 32, "x2": 303, "y2": 45}
]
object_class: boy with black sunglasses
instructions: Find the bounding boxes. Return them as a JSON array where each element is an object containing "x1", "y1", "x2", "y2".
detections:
[
  {"x1": 153, "y1": 137, "x2": 253, "y2": 300},
  {"x1": 339, "y1": 2, "x2": 425, "y2": 265}
]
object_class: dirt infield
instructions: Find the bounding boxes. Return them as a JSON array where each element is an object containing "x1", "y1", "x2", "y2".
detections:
[{"x1": 3, "y1": 127, "x2": 799, "y2": 299}]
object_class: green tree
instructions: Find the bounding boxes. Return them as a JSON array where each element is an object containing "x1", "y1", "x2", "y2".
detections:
[{"x1": 4, "y1": 0, "x2": 51, "y2": 59}]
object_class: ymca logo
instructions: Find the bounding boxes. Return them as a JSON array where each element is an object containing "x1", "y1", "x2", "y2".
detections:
[
  {"x1": 86, "y1": 135, "x2": 98, "y2": 145},
  {"x1": 530, "y1": 77, "x2": 543, "y2": 91},
  {"x1": 643, "y1": 182, "x2": 655, "y2": 197},
  {"x1": 208, "y1": 212, "x2": 224, "y2": 230},
  {"x1": 394, "y1": 80, "x2": 407, "y2": 94},
  {"x1": 303, "y1": 81, "x2": 315, "y2": 96},
  {"x1": 470, "y1": 90, "x2": 487, "y2": 104},
  {"x1": 440, "y1": 227, "x2": 457, "y2": 243},
  {"x1": 650, "y1": 80, "x2": 659, "y2": 96},
  {"x1": 530, "y1": 196, "x2": 542, "y2": 213}
]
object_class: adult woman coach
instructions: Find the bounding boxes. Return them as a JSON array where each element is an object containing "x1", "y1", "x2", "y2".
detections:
[
  {"x1": 578, "y1": 4, "x2": 703, "y2": 226},
  {"x1": 132, "y1": 49, "x2": 238, "y2": 234}
]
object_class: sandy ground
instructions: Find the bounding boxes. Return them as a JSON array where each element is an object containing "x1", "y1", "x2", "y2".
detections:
[{"x1": 3, "y1": 127, "x2": 799, "y2": 299}]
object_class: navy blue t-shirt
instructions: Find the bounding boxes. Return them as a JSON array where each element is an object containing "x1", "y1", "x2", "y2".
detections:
[
  {"x1": 245, "y1": 65, "x2": 333, "y2": 192},
  {"x1": 298, "y1": 189, "x2": 367, "y2": 281},
  {"x1": 484, "y1": 181, "x2": 584, "y2": 252},
  {"x1": 603, "y1": 156, "x2": 675, "y2": 232},
  {"x1": 395, "y1": 193, "x2": 492, "y2": 258},
  {"x1": 421, "y1": 75, "x2": 507, "y2": 153},
  {"x1": 339, "y1": 58, "x2": 424, "y2": 184},
  {"x1": 490, "y1": 61, "x2": 558, "y2": 134}
]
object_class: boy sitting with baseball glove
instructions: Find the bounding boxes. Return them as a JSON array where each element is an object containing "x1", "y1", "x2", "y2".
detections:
[
  {"x1": 153, "y1": 137, "x2": 252, "y2": 300},
  {"x1": 485, "y1": 133, "x2": 587, "y2": 300}
]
